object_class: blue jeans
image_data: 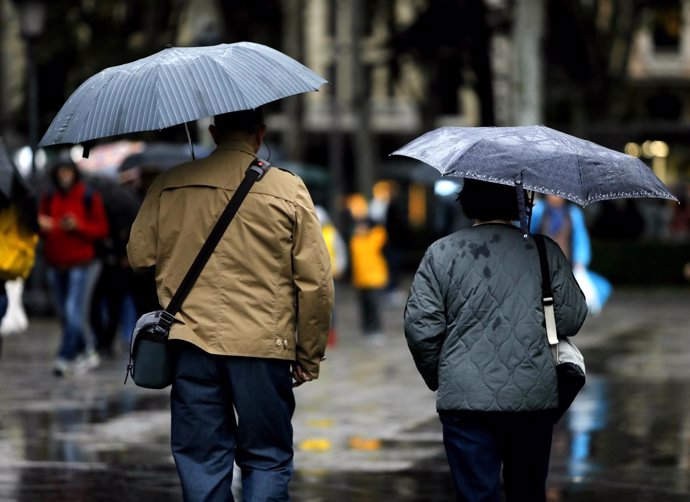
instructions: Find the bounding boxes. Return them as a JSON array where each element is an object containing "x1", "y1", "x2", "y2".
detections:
[
  {"x1": 171, "y1": 342, "x2": 295, "y2": 502},
  {"x1": 46, "y1": 263, "x2": 98, "y2": 360},
  {"x1": 0, "y1": 283, "x2": 7, "y2": 360},
  {"x1": 440, "y1": 412, "x2": 553, "y2": 502},
  {"x1": 0, "y1": 284, "x2": 7, "y2": 320}
]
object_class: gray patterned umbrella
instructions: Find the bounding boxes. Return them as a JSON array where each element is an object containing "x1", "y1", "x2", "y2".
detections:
[
  {"x1": 391, "y1": 125, "x2": 677, "y2": 207},
  {"x1": 39, "y1": 42, "x2": 327, "y2": 147}
]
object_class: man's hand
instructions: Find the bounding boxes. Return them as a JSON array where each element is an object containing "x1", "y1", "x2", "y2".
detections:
[
  {"x1": 39, "y1": 215, "x2": 56, "y2": 232},
  {"x1": 292, "y1": 364, "x2": 313, "y2": 388}
]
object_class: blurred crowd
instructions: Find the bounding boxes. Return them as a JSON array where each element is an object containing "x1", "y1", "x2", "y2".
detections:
[
  {"x1": 0, "y1": 142, "x2": 167, "y2": 375},
  {"x1": 2, "y1": 144, "x2": 690, "y2": 375}
]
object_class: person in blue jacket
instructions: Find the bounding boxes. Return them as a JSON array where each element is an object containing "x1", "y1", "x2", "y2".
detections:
[{"x1": 530, "y1": 195, "x2": 612, "y2": 314}]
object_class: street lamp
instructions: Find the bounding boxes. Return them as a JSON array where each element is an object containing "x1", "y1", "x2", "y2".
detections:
[
  {"x1": 15, "y1": 1, "x2": 48, "y2": 316},
  {"x1": 15, "y1": 0, "x2": 46, "y2": 179}
]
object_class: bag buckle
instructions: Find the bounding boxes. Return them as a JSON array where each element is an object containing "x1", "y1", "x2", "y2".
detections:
[
  {"x1": 155, "y1": 310, "x2": 175, "y2": 336},
  {"x1": 247, "y1": 159, "x2": 271, "y2": 180}
]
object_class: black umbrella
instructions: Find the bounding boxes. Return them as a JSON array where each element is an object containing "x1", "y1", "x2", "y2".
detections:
[
  {"x1": 391, "y1": 125, "x2": 676, "y2": 206},
  {"x1": 119, "y1": 143, "x2": 211, "y2": 174},
  {"x1": 391, "y1": 125, "x2": 678, "y2": 235}
]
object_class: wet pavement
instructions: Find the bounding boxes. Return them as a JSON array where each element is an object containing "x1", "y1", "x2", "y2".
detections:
[{"x1": 0, "y1": 281, "x2": 690, "y2": 501}]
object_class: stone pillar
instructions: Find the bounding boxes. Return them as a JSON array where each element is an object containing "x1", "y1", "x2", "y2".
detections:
[{"x1": 512, "y1": 0, "x2": 544, "y2": 125}]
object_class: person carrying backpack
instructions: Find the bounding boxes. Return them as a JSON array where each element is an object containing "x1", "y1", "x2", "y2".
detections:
[
  {"x1": 39, "y1": 159, "x2": 109, "y2": 376},
  {"x1": 0, "y1": 142, "x2": 39, "y2": 358}
]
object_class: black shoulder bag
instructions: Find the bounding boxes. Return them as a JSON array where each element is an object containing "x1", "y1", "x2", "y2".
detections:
[
  {"x1": 125, "y1": 158, "x2": 271, "y2": 389},
  {"x1": 534, "y1": 234, "x2": 586, "y2": 422}
]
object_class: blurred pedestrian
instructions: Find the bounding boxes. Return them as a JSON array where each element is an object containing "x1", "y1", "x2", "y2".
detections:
[
  {"x1": 343, "y1": 193, "x2": 368, "y2": 239},
  {"x1": 531, "y1": 194, "x2": 612, "y2": 315},
  {"x1": 316, "y1": 205, "x2": 348, "y2": 281},
  {"x1": 404, "y1": 179, "x2": 587, "y2": 502},
  {"x1": 349, "y1": 216, "x2": 388, "y2": 343},
  {"x1": 368, "y1": 180, "x2": 392, "y2": 225},
  {"x1": 383, "y1": 180, "x2": 408, "y2": 305},
  {"x1": 127, "y1": 108, "x2": 334, "y2": 501},
  {"x1": 39, "y1": 159, "x2": 109, "y2": 376},
  {"x1": 87, "y1": 176, "x2": 141, "y2": 357},
  {"x1": 0, "y1": 146, "x2": 39, "y2": 359},
  {"x1": 118, "y1": 166, "x2": 163, "y2": 317},
  {"x1": 316, "y1": 205, "x2": 347, "y2": 347}
]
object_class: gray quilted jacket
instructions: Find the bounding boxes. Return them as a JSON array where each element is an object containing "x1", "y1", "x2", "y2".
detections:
[{"x1": 404, "y1": 223, "x2": 587, "y2": 412}]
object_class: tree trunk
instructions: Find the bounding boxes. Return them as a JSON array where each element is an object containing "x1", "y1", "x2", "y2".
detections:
[
  {"x1": 351, "y1": 0, "x2": 376, "y2": 199},
  {"x1": 513, "y1": 0, "x2": 544, "y2": 125},
  {"x1": 282, "y1": 0, "x2": 304, "y2": 161}
]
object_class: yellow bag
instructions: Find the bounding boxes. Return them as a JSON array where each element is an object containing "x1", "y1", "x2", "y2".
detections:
[{"x1": 0, "y1": 205, "x2": 38, "y2": 281}]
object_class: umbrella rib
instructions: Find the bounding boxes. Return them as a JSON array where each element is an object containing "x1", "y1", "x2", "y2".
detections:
[{"x1": 41, "y1": 42, "x2": 327, "y2": 146}]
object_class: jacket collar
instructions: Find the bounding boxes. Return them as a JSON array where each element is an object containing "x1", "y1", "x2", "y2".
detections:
[{"x1": 212, "y1": 140, "x2": 257, "y2": 158}]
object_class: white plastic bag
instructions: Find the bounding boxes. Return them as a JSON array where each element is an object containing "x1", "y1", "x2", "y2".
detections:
[
  {"x1": 573, "y1": 267, "x2": 602, "y2": 315},
  {"x1": 1, "y1": 278, "x2": 29, "y2": 336}
]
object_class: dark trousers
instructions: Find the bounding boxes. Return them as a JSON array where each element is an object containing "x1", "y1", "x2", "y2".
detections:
[
  {"x1": 0, "y1": 284, "x2": 6, "y2": 360},
  {"x1": 357, "y1": 288, "x2": 382, "y2": 335},
  {"x1": 90, "y1": 263, "x2": 132, "y2": 354},
  {"x1": 440, "y1": 412, "x2": 553, "y2": 502},
  {"x1": 171, "y1": 342, "x2": 295, "y2": 502}
]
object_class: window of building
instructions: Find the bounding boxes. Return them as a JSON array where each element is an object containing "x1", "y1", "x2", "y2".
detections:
[{"x1": 652, "y1": 0, "x2": 681, "y2": 53}]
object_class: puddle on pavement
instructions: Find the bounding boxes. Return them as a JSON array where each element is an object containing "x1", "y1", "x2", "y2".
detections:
[{"x1": 3, "y1": 322, "x2": 690, "y2": 501}]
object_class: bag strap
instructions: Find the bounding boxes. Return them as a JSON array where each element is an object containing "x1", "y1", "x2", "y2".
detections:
[
  {"x1": 534, "y1": 234, "x2": 559, "y2": 362},
  {"x1": 155, "y1": 158, "x2": 272, "y2": 332}
]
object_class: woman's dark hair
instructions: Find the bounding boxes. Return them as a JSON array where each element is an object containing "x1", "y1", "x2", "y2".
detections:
[
  {"x1": 49, "y1": 159, "x2": 81, "y2": 188},
  {"x1": 457, "y1": 178, "x2": 521, "y2": 221}
]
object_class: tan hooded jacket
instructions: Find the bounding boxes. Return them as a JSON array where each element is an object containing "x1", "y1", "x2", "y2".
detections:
[{"x1": 126, "y1": 141, "x2": 333, "y2": 378}]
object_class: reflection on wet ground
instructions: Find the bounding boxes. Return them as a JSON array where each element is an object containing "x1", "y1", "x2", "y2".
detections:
[{"x1": 0, "y1": 287, "x2": 689, "y2": 500}]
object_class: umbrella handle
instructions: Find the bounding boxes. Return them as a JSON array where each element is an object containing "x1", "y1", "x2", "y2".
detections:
[{"x1": 515, "y1": 177, "x2": 529, "y2": 238}]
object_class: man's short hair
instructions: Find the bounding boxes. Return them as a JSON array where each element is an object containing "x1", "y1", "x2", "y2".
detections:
[
  {"x1": 457, "y1": 178, "x2": 520, "y2": 221},
  {"x1": 213, "y1": 108, "x2": 265, "y2": 134}
]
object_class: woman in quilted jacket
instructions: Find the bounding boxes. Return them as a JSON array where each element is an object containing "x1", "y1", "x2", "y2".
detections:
[{"x1": 404, "y1": 179, "x2": 587, "y2": 502}]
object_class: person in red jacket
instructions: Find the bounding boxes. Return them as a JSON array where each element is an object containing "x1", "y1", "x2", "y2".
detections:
[{"x1": 39, "y1": 159, "x2": 109, "y2": 376}]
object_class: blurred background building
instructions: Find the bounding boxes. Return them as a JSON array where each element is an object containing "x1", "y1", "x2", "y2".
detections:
[{"x1": 0, "y1": 0, "x2": 689, "y2": 292}]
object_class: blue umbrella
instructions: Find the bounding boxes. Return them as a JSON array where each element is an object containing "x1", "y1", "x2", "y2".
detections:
[
  {"x1": 391, "y1": 125, "x2": 677, "y2": 207},
  {"x1": 39, "y1": 42, "x2": 327, "y2": 148}
]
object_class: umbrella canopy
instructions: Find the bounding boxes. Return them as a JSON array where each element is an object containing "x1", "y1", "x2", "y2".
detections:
[
  {"x1": 39, "y1": 42, "x2": 327, "y2": 147},
  {"x1": 391, "y1": 125, "x2": 677, "y2": 207},
  {"x1": 119, "y1": 142, "x2": 211, "y2": 174}
]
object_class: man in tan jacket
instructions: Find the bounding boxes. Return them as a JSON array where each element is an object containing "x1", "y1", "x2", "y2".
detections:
[{"x1": 127, "y1": 108, "x2": 333, "y2": 501}]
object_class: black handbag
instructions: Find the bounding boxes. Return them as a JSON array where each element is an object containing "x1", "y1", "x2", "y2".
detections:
[
  {"x1": 125, "y1": 158, "x2": 271, "y2": 389},
  {"x1": 534, "y1": 234, "x2": 586, "y2": 422}
]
